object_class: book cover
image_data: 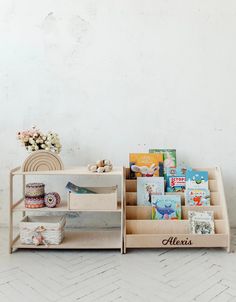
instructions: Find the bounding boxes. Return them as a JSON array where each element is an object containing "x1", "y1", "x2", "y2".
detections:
[
  {"x1": 185, "y1": 189, "x2": 210, "y2": 206},
  {"x1": 65, "y1": 182, "x2": 96, "y2": 194},
  {"x1": 189, "y1": 211, "x2": 214, "y2": 234},
  {"x1": 186, "y1": 171, "x2": 208, "y2": 189},
  {"x1": 137, "y1": 177, "x2": 164, "y2": 206},
  {"x1": 166, "y1": 167, "x2": 191, "y2": 192},
  {"x1": 151, "y1": 195, "x2": 181, "y2": 220},
  {"x1": 149, "y1": 149, "x2": 176, "y2": 176},
  {"x1": 129, "y1": 153, "x2": 163, "y2": 179}
]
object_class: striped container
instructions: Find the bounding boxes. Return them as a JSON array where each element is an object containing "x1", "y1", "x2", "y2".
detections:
[{"x1": 25, "y1": 183, "x2": 45, "y2": 208}]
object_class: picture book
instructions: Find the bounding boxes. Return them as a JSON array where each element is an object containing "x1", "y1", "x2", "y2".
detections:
[
  {"x1": 186, "y1": 171, "x2": 208, "y2": 189},
  {"x1": 185, "y1": 189, "x2": 210, "y2": 206},
  {"x1": 149, "y1": 149, "x2": 176, "y2": 176},
  {"x1": 189, "y1": 211, "x2": 214, "y2": 234},
  {"x1": 129, "y1": 153, "x2": 163, "y2": 179},
  {"x1": 151, "y1": 195, "x2": 181, "y2": 220},
  {"x1": 166, "y1": 167, "x2": 192, "y2": 192},
  {"x1": 65, "y1": 182, "x2": 96, "y2": 194},
  {"x1": 137, "y1": 177, "x2": 164, "y2": 206}
]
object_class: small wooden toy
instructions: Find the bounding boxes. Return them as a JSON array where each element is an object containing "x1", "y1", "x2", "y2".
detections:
[{"x1": 88, "y1": 159, "x2": 113, "y2": 173}]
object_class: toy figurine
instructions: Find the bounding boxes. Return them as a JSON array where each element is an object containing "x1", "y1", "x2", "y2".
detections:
[{"x1": 88, "y1": 159, "x2": 113, "y2": 173}]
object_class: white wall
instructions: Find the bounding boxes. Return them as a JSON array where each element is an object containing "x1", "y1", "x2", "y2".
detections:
[{"x1": 1, "y1": 0, "x2": 236, "y2": 226}]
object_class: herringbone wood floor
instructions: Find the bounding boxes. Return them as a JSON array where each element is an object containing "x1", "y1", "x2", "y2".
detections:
[{"x1": 1, "y1": 228, "x2": 236, "y2": 302}]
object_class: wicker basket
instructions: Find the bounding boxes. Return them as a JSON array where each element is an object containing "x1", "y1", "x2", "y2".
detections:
[{"x1": 20, "y1": 215, "x2": 66, "y2": 245}]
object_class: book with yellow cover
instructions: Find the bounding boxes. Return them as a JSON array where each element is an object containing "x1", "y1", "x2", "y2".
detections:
[{"x1": 129, "y1": 153, "x2": 163, "y2": 178}]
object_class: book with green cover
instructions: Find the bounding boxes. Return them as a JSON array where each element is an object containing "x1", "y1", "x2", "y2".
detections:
[
  {"x1": 65, "y1": 182, "x2": 96, "y2": 194},
  {"x1": 149, "y1": 149, "x2": 176, "y2": 177}
]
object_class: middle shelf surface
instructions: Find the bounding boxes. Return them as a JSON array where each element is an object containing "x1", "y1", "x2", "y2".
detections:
[{"x1": 13, "y1": 200, "x2": 122, "y2": 212}]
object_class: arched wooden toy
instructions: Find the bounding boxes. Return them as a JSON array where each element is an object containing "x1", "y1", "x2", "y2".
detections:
[{"x1": 22, "y1": 150, "x2": 64, "y2": 172}]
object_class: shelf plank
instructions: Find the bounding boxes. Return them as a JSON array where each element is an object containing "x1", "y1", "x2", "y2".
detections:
[
  {"x1": 12, "y1": 166, "x2": 124, "y2": 176},
  {"x1": 126, "y1": 205, "x2": 223, "y2": 220},
  {"x1": 13, "y1": 200, "x2": 122, "y2": 212},
  {"x1": 126, "y1": 234, "x2": 229, "y2": 248},
  {"x1": 13, "y1": 228, "x2": 121, "y2": 250}
]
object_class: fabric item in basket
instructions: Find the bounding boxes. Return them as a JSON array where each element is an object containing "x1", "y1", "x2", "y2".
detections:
[
  {"x1": 32, "y1": 226, "x2": 48, "y2": 246},
  {"x1": 45, "y1": 192, "x2": 61, "y2": 208},
  {"x1": 25, "y1": 196, "x2": 45, "y2": 208},
  {"x1": 25, "y1": 183, "x2": 45, "y2": 197},
  {"x1": 20, "y1": 215, "x2": 66, "y2": 245}
]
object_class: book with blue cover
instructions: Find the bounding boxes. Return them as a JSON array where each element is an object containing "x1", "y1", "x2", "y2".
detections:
[
  {"x1": 185, "y1": 189, "x2": 210, "y2": 206},
  {"x1": 137, "y1": 177, "x2": 164, "y2": 206},
  {"x1": 151, "y1": 195, "x2": 181, "y2": 220},
  {"x1": 185, "y1": 171, "x2": 208, "y2": 189}
]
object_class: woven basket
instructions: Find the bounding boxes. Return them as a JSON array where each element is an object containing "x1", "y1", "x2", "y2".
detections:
[{"x1": 20, "y1": 215, "x2": 66, "y2": 245}]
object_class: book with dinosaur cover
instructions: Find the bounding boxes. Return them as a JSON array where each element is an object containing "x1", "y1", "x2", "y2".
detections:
[
  {"x1": 185, "y1": 171, "x2": 208, "y2": 189},
  {"x1": 129, "y1": 153, "x2": 163, "y2": 179},
  {"x1": 189, "y1": 211, "x2": 214, "y2": 234},
  {"x1": 151, "y1": 195, "x2": 181, "y2": 220},
  {"x1": 137, "y1": 177, "x2": 164, "y2": 206},
  {"x1": 185, "y1": 189, "x2": 210, "y2": 206}
]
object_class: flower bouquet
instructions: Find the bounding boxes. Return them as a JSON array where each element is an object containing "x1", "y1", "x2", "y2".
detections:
[{"x1": 17, "y1": 127, "x2": 62, "y2": 154}]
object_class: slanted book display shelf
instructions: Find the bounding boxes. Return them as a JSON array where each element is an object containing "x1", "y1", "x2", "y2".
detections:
[{"x1": 124, "y1": 167, "x2": 230, "y2": 253}]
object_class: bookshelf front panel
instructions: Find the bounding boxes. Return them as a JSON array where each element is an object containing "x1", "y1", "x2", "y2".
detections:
[{"x1": 126, "y1": 234, "x2": 228, "y2": 248}]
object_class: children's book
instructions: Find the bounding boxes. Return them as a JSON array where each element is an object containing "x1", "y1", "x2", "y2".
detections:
[
  {"x1": 129, "y1": 153, "x2": 163, "y2": 179},
  {"x1": 185, "y1": 189, "x2": 210, "y2": 206},
  {"x1": 189, "y1": 211, "x2": 214, "y2": 234},
  {"x1": 186, "y1": 171, "x2": 208, "y2": 189},
  {"x1": 166, "y1": 167, "x2": 191, "y2": 192},
  {"x1": 65, "y1": 182, "x2": 96, "y2": 194},
  {"x1": 149, "y1": 149, "x2": 176, "y2": 177},
  {"x1": 151, "y1": 195, "x2": 181, "y2": 220},
  {"x1": 137, "y1": 177, "x2": 164, "y2": 206}
]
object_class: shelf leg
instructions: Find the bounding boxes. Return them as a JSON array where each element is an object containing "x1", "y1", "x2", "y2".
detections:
[
  {"x1": 22, "y1": 175, "x2": 25, "y2": 218},
  {"x1": 9, "y1": 172, "x2": 13, "y2": 254}
]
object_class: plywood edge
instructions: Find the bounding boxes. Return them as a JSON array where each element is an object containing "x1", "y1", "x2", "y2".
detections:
[{"x1": 215, "y1": 166, "x2": 231, "y2": 252}]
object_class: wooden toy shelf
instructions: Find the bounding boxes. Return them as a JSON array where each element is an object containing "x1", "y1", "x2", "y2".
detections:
[
  {"x1": 9, "y1": 166, "x2": 125, "y2": 254},
  {"x1": 124, "y1": 167, "x2": 231, "y2": 253}
]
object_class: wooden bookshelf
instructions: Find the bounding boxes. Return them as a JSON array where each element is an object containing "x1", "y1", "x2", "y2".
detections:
[
  {"x1": 9, "y1": 166, "x2": 125, "y2": 253},
  {"x1": 124, "y1": 167, "x2": 231, "y2": 253}
]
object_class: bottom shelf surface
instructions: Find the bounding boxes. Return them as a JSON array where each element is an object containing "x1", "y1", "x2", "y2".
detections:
[{"x1": 13, "y1": 228, "x2": 121, "y2": 250}]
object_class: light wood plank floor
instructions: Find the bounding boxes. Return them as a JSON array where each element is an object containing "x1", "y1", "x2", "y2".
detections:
[{"x1": 0, "y1": 228, "x2": 236, "y2": 302}]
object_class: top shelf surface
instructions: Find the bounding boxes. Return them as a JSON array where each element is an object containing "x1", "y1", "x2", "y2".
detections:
[{"x1": 12, "y1": 166, "x2": 124, "y2": 176}]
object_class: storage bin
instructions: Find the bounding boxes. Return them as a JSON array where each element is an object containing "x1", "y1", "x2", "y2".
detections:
[
  {"x1": 20, "y1": 215, "x2": 66, "y2": 245},
  {"x1": 68, "y1": 186, "x2": 118, "y2": 210}
]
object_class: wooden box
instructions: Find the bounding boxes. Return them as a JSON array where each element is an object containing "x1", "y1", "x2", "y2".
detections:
[
  {"x1": 68, "y1": 186, "x2": 118, "y2": 211},
  {"x1": 124, "y1": 167, "x2": 231, "y2": 252}
]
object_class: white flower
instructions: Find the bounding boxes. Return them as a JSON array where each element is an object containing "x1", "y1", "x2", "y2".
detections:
[{"x1": 41, "y1": 144, "x2": 45, "y2": 149}]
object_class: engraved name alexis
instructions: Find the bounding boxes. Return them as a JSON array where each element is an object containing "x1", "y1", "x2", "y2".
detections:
[{"x1": 162, "y1": 236, "x2": 192, "y2": 246}]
